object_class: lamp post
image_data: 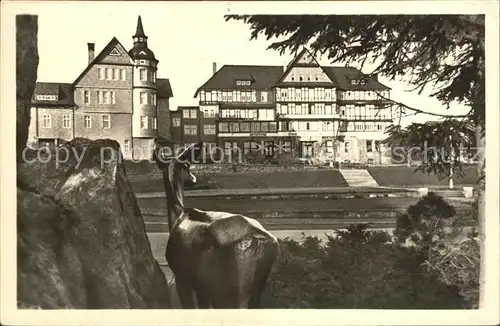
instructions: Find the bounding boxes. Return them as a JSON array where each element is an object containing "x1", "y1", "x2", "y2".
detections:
[{"x1": 449, "y1": 133, "x2": 454, "y2": 189}]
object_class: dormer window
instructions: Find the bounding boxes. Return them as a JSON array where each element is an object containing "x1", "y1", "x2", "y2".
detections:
[
  {"x1": 299, "y1": 75, "x2": 304, "y2": 81},
  {"x1": 291, "y1": 75, "x2": 295, "y2": 81},
  {"x1": 360, "y1": 79, "x2": 366, "y2": 85},
  {"x1": 351, "y1": 79, "x2": 357, "y2": 85},
  {"x1": 315, "y1": 75, "x2": 319, "y2": 81},
  {"x1": 307, "y1": 76, "x2": 311, "y2": 81},
  {"x1": 236, "y1": 80, "x2": 251, "y2": 86},
  {"x1": 35, "y1": 94, "x2": 58, "y2": 101}
]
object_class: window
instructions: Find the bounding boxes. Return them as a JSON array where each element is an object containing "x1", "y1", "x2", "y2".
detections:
[
  {"x1": 110, "y1": 91, "x2": 115, "y2": 104},
  {"x1": 120, "y1": 69, "x2": 126, "y2": 81},
  {"x1": 240, "y1": 122, "x2": 250, "y2": 132},
  {"x1": 152, "y1": 93, "x2": 156, "y2": 106},
  {"x1": 248, "y1": 122, "x2": 258, "y2": 132},
  {"x1": 345, "y1": 142, "x2": 349, "y2": 153},
  {"x1": 172, "y1": 117, "x2": 181, "y2": 127},
  {"x1": 104, "y1": 91, "x2": 110, "y2": 104},
  {"x1": 366, "y1": 140, "x2": 373, "y2": 152},
  {"x1": 326, "y1": 140, "x2": 334, "y2": 153},
  {"x1": 113, "y1": 68, "x2": 119, "y2": 80},
  {"x1": 124, "y1": 140, "x2": 130, "y2": 153},
  {"x1": 42, "y1": 114, "x2": 51, "y2": 128},
  {"x1": 107, "y1": 68, "x2": 113, "y2": 80},
  {"x1": 219, "y1": 122, "x2": 229, "y2": 132},
  {"x1": 261, "y1": 122, "x2": 269, "y2": 132},
  {"x1": 140, "y1": 69, "x2": 147, "y2": 81},
  {"x1": 35, "y1": 95, "x2": 58, "y2": 101},
  {"x1": 243, "y1": 141, "x2": 259, "y2": 155},
  {"x1": 299, "y1": 75, "x2": 303, "y2": 81},
  {"x1": 260, "y1": 92, "x2": 268, "y2": 102},
  {"x1": 98, "y1": 68, "x2": 105, "y2": 80},
  {"x1": 183, "y1": 109, "x2": 197, "y2": 119},
  {"x1": 150, "y1": 117, "x2": 157, "y2": 129},
  {"x1": 84, "y1": 115, "x2": 91, "y2": 128},
  {"x1": 224, "y1": 141, "x2": 239, "y2": 157},
  {"x1": 140, "y1": 116, "x2": 148, "y2": 129},
  {"x1": 281, "y1": 141, "x2": 292, "y2": 153},
  {"x1": 97, "y1": 91, "x2": 103, "y2": 104},
  {"x1": 184, "y1": 125, "x2": 198, "y2": 135},
  {"x1": 204, "y1": 124, "x2": 216, "y2": 135},
  {"x1": 229, "y1": 122, "x2": 239, "y2": 132},
  {"x1": 140, "y1": 92, "x2": 147, "y2": 105},
  {"x1": 83, "y1": 90, "x2": 90, "y2": 104},
  {"x1": 62, "y1": 114, "x2": 71, "y2": 128},
  {"x1": 152, "y1": 71, "x2": 156, "y2": 83},
  {"x1": 263, "y1": 141, "x2": 274, "y2": 156},
  {"x1": 102, "y1": 115, "x2": 111, "y2": 129}
]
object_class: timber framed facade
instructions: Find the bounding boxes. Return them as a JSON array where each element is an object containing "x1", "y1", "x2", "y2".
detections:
[{"x1": 193, "y1": 48, "x2": 397, "y2": 164}]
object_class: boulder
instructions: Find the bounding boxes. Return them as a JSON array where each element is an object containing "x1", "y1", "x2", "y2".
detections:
[{"x1": 17, "y1": 138, "x2": 171, "y2": 308}]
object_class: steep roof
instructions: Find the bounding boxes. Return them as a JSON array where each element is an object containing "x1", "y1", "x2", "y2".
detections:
[
  {"x1": 133, "y1": 15, "x2": 146, "y2": 38},
  {"x1": 32, "y1": 82, "x2": 75, "y2": 106},
  {"x1": 194, "y1": 65, "x2": 284, "y2": 97},
  {"x1": 322, "y1": 66, "x2": 390, "y2": 90},
  {"x1": 275, "y1": 47, "x2": 336, "y2": 88},
  {"x1": 157, "y1": 78, "x2": 173, "y2": 98},
  {"x1": 73, "y1": 37, "x2": 132, "y2": 86}
]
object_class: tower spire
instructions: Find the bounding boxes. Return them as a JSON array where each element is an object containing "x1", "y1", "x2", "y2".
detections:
[{"x1": 134, "y1": 15, "x2": 146, "y2": 38}]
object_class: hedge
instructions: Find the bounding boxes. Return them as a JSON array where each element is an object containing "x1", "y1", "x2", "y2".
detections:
[
  {"x1": 260, "y1": 194, "x2": 479, "y2": 309},
  {"x1": 261, "y1": 226, "x2": 477, "y2": 309}
]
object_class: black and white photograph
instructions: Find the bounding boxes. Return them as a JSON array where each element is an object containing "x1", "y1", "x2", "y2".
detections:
[{"x1": 1, "y1": 0, "x2": 499, "y2": 325}]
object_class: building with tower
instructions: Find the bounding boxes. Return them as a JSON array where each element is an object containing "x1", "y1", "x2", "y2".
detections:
[{"x1": 28, "y1": 16, "x2": 173, "y2": 160}]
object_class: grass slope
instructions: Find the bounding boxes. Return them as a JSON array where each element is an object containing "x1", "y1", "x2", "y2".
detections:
[{"x1": 368, "y1": 165, "x2": 478, "y2": 187}]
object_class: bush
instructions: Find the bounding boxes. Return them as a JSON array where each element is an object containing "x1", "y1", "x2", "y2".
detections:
[
  {"x1": 392, "y1": 193, "x2": 480, "y2": 308},
  {"x1": 261, "y1": 224, "x2": 474, "y2": 309}
]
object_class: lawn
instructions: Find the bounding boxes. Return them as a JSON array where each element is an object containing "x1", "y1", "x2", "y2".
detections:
[
  {"x1": 368, "y1": 165, "x2": 479, "y2": 186},
  {"x1": 130, "y1": 169, "x2": 348, "y2": 193},
  {"x1": 138, "y1": 196, "x2": 473, "y2": 217}
]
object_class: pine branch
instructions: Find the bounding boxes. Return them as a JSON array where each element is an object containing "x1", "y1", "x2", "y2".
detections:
[{"x1": 374, "y1": 91, "x2": 470, "y2": 119}]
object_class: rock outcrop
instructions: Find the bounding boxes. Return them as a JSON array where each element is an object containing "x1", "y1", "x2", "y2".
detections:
[
  {"x1": 17, "y1": 139, "x2": 171, "y2": 308},
  {"x1": 16, "y1": 15, "x2": 38, "y2": 163}
]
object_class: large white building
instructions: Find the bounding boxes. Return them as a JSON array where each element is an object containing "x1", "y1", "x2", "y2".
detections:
[{"x1": 193, "y1": 48, "x2": 397, "y2": 164}]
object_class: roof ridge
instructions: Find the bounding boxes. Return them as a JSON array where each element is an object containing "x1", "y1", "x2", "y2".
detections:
[{"x1": 222, "y1": 64, "x2": 283, "y2": 68}]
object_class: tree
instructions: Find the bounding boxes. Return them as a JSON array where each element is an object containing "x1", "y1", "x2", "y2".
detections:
[{"x1": 225, "y1": 14, "x2": 486, "y2": 306}]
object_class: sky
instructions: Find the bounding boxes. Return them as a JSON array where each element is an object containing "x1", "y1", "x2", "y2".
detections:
[{"x1": 6, "y1": 1, "x2": 472, "y2": 127}]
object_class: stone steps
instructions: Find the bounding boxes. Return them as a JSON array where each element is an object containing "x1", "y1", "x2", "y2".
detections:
[{"x1": 340, "y1": 169, "x2": 379, "y2": 187}]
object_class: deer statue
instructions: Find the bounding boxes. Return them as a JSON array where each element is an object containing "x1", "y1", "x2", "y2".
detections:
[{"x1": 153, "y1": 140, "x2": 278, "y2": 309}]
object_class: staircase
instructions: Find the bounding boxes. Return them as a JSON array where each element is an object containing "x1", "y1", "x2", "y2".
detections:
[{"x1": 340, "y1": 169, "x2": 379, "y2": 187}]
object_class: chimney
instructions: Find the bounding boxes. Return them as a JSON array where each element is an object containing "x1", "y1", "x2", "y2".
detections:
[
  {"x1": 87, "y1": 43, "x2": 95, "y2": 64},
  {"x1": 212, "y1": 62, "x2": 217, "y2": 75}
]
